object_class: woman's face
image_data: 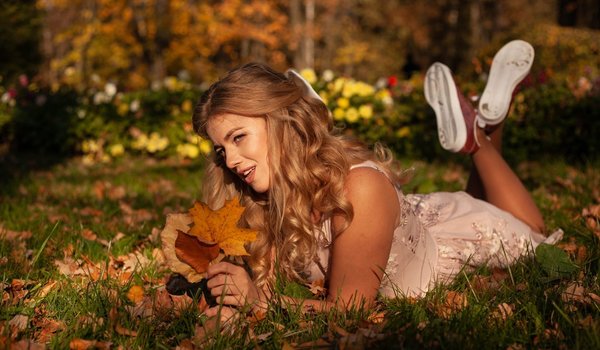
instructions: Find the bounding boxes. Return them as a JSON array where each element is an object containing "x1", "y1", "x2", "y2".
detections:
[{"x1": 206, "y1": 113, "x2": 270, "y2": 193}]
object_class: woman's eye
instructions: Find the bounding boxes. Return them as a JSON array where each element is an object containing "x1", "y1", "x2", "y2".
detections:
[
  {"x1": 233, "y1": 134, "x2": 245, "y2": 143},
  {"x1": 215, "y1": 148, "x2": 225, "y2": 158}
]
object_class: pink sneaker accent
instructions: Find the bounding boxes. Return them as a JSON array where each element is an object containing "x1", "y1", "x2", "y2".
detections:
[{"x1": 425, "y1": 63, "x2": 479, "y2": 154}]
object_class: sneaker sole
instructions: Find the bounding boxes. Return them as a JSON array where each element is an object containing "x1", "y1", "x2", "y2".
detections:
[
  {"x1": 424, "y1": 63, "x2": 466, "y2": 152},
  {"x1": 478, "y1": 40, "x2": 534, "y2": 126}
]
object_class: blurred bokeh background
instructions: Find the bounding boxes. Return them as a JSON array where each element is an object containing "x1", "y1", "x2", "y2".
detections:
[{"x1": 1, "y1": 0, "x2": 599, "y2": 163}]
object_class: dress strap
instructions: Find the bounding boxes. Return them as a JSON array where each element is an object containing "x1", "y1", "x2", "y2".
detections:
[{"x1": 350, "y1": 160, "x2": 382, "y2": 172}]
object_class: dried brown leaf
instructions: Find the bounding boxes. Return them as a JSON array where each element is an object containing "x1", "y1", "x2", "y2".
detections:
[
  {"x1": 491, "y1": 302, "x2": 514, "y2": 321},
  {"x1": 437, "y1": 291, "x2": 468, "y2": 319},
  {"x1": 174, "y1": 230, "x2": 220, "y2": 274},
  {"x1": 36, "y1": 281, "x2": 58, "y2": 299},
  {"x1": 582, "y1": 204, "x2": 600, "y2": 218},
  {"x1": 561, "y1": 282, "x2": 586, "y2": 303},
  {"x1": 81, "y1": 229, "x2": 98, "y2": 242},
  {"x1": 161, "y1": 214, "x2": 204, "y2": 282},
  {"x1": 9, "y1": 339, "x2": 45, "y2": 350},
  {"x1": 34, "y1": 318, "x2": 65, "y2": 343},
  {"x1": 115, "y1": 324, "x2": 138, "y2": 337},
  {"x1": 126, "y1": 285, "x2": 144, "y2": 304},
  {"x1": 0, "y1": 226, "x2": 32, "y2": 241},
  {"x1": 9, "y1": 314, "x2": 28, "y2": 336},
  {"x1": 70, "y1": 338, "x2": 111, "y2": 350}
]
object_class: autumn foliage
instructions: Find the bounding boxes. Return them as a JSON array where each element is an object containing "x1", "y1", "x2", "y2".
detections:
[{"x1": 161, "y1": 198, "x2": 257, "y2": 282}]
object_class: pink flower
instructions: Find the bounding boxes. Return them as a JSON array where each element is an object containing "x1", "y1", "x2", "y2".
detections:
[{"x1": 18, "y1": 74, "x2": 29, "y2": 87}]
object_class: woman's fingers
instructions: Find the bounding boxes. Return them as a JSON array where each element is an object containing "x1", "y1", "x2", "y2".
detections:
[
  {"x1": 206, "y1": 261, "x2": 244, "y2": 278},
  {"x1": 204, "y1": 305, "x2": 240, "y2": 323}
]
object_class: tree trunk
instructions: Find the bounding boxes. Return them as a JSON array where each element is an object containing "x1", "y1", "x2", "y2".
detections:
[{"x1": 303, "y1": 0, "x2": 315, "y2": 68}]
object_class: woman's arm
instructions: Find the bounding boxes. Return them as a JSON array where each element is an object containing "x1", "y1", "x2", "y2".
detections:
[
  {"x1": 327, "y1": 167, "x2": 399, "y2": 308},
  {"x1": 205, "y1": 167, "x2": 399, "y2": 312}
]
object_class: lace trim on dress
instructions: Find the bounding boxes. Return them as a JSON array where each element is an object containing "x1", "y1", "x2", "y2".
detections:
[{"x1": 406, "y1": 193, "x2": 446, "y2": 228}]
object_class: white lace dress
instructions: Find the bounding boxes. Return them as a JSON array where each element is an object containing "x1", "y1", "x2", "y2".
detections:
[{"x1": 306, "y1": 161, "x2": 562, "y2": 297}]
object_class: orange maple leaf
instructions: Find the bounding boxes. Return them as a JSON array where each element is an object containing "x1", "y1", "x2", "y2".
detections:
[
  {"x1": 187, "y1": 199, "x2": 257, "y2": 256},
  {"x1": 175, "y1": 229, "x2": 220, "y2": 274}
]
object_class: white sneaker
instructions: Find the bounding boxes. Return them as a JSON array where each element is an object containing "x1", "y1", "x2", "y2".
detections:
[
  {"x1": 424, "y1": 63, "x2": 479, "y2": 153},
  {"x1": 478, "y1": 40, "x2": 534, "y2": 127}
]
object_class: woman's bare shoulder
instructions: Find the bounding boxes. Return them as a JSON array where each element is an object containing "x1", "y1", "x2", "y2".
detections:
[{"x1": 331, "y1": 166, "x2": 399, "y2": 233}]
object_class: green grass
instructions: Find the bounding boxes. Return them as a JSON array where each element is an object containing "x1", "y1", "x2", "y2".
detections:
[{"x1": 0, "y1": 155, "x2": 598, "y2": 349}]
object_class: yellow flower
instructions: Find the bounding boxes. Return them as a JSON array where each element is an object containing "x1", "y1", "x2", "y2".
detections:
[
  {"x1": 396, "y1": 126, "x2": 411, "y2": 138},
  {"x1": 146, "y1": 132, "x2": 169, "y2": 153},
  {"x1": 182, "y1": 99, "x2": 193, "y2": 113},
  {"x1": 177, "y1": 143, "x2": 200, "y2": 159},
  {"x1": 186, "y1": 135, "x2": 199, "y2": 144},
  {"x1": 345, "y1": 108, "x2": 359, "y2": 123},
  {"x1": 355, "y1": 82, "x2": 375, "y2": 97},
  {"x1": 376, "y1": 89, "x2": 393, "y2": 106},
  {"x1": 82, "y1": 139, "x2": 99, "y2": 154},
  {"x1": 131, "y1": 134, "x2": 148, "y2": 150},
  {"x1": 333, "y1": 108, "x2": 345, "y2": 121},
  {"x1": 332, "y1": 78, "x2": 346, "y2": 93},
  {"x1": 164, "y1": 76, "x2": 178, "y2": 91},
  {"x1": 82, "y1": 154, "x2": 95, "y2": 165},
  {"x1": 299, "y1": 68, "x2": 317, "y2": 84},
  {"x1": 108, "y1": 144, "x2": 125, "y2": 157},
  {"x1": 342, "y1": 81, "x2": 356, "y2": 98},
  {"x1": 336, "y1": 97, "x2": 350, "y2": 109},
  {"x1": 359, "y1": 105, "x2": 373, "y2": 119},
  {"x1": 199, "y1": 139, "x2": 212, "y2": 155},
  {"x1": 117, "y1": 103, "x2": 129, "y2": 116}
]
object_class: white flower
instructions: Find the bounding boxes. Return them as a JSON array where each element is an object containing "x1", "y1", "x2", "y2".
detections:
[
  {"x1": 130, "y1": 99, "x2": 140, "y2": 112},
  {"x1": 104, "y1": 82, "x2": 117, "y2": 97},
  {"x1": 322, "y1": 69, "x2": 335, "y2": 82},
  {"x1": 93, "y1": 92, "x2": 109, "y2": 105}
]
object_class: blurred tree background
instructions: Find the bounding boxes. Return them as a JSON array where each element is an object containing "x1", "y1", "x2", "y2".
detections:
[
  {"x1": 0, "y1": 0, "x2": 598, "y2": 162},
  {"x1": 3, "y1": 0, "x2": 595, "y2": 90}
]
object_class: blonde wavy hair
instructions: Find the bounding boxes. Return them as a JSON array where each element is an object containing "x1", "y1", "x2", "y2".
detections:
[{"x1": 192, "y1": 63, "x2": 404, "y2": 288}]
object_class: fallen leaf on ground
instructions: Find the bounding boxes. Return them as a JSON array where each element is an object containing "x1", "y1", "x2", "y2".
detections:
[
  {"x1": 35, "y1": 280, "x2": 58, "y2": 299},
  {"x1": 491, "y1": 302, "x2": 514, "y2": 321},
  {"x1": 9, "y1": 314, "x2": 29, "y2": 336},
  {"x1": 33, "y1": 318, "x2": 65, "y2": 343},
  {"x1": 70, "y1": 338, "x2": 112, "y2": 350},
  {"x1": 561, "y1": 282, "x2": 586, "y2": 303},
  {"x1": 0, "y1": 226, "x2": 32, "y2": 241},
  {"x1": 437, "y1": 291, "x2": 468, "y2": 319},
  {"x1": 127, "y1": 285, "x2": 145, "y2": 303},
  {"x1": 8, "y1": 339, "x2": 45, "y2": 350},
  {"x1": 115, "y1": 324, "x2": 138, "y2": 337},
  {"x1": 307, "y1": 278, "x2": 326, "y2": 297}
]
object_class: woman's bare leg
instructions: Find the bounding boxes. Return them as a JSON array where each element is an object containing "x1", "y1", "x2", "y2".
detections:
[
  {"x1": 465, "y1": 123, "x2": 504, "y2": 200},
  {"x1": 471, "y1": 126, "x2": 545, "y2": 233}
]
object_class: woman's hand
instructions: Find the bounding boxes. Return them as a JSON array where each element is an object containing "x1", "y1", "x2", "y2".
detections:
[
  {"x1": 203, "y1": 305, "x2": 240, "y2": 324},
  {"x1": 206, "y1": 261, "x2": 264, "y2": 308}
]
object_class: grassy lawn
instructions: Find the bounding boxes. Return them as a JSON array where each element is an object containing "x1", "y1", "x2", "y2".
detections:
[{"x1": 0, "y1": 155, "x2": 598, "y2": 349}]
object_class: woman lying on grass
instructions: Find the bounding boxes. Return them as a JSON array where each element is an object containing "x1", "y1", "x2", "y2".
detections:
[{"x1": 191, "y1": 40, "x2": 562, "y2": 321}]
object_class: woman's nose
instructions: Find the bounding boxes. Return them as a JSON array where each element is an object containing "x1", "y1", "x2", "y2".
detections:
[{"x1": 225, "y1": 149, "x2": 241, "y2": 169}]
